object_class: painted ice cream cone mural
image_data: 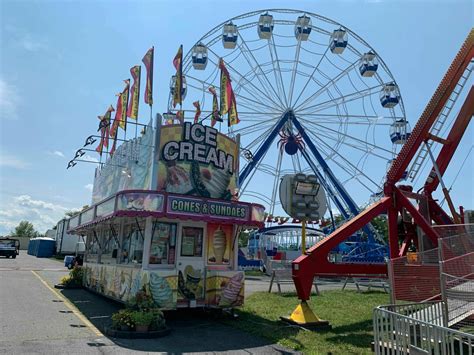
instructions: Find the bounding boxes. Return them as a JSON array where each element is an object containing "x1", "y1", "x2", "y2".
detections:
[
  {"x1": 218, "y1": 272, "x2": 244, "y2": 307},
  {"x1": 213, "y1": 227, "x2": 227, "y2": 263},
  {"x1": 177, "y1": 265, "x2": 204, "y2": 301},
  {"x1": 149, "y1": 273, "x2": 174, "y2": 308},
  {"x1": 208, "y1": 224, "x2": 232, "y2": 265}
]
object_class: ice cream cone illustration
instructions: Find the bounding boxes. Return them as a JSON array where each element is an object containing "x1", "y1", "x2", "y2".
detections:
[
  {"x1": 213, "y1": 226, "x2": 227, "y2": 264},
  {"x1": 219, "y1": 272, "x2": 244, "y2": 307}
]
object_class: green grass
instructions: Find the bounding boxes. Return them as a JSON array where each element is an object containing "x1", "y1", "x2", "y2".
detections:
[{"x1": 225, "y1": 290, "x2": 389, "y2": 354}]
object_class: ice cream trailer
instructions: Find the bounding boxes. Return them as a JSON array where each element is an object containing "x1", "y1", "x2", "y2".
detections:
[{"x1": 67, "y1": 121, "x2": 265, "y2": 309}]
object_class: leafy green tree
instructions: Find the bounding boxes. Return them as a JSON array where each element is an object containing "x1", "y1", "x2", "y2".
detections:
[
  {"x1": 65, "y1": 210, "x2": 80, "y2": 218},
  {"x1": 238, "y1": 230, "x2": 250, "y2": 248},
  {"x1": 12, "y1": 221, "x2": 37, "y2": 238},
  {"x1": 371, "y1": 215, "x2": 388, "y2": 243}
]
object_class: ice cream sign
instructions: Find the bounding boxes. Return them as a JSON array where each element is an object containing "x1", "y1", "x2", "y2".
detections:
[
  {"x1": 162, "y1": 123, "x2": 234, "y2": 174},
  {"x1": 167, "y1": 196, "x2": 249, "y2": 221},
  {"x1": 157, "y1": 123, "x2": 239, "y2": 200}
]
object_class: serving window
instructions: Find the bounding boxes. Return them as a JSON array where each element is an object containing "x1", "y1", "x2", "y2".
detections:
[
  {"x1": 121, "y1": 221, "x2": 145, "y2": 265},
  {"x1": 101, "y1": 229, "x2": 119, "y2": 265},
  {"x1": 86, "y1": 232, "x2": 100, "y2": 263},
  {"x1": 149, "y1": 221, "x2": 177, "y2": 266}
]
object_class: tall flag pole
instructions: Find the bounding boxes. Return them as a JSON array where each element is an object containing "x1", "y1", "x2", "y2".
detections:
[
  {"x1": 193, "y1": 101, "x2": 201, "y2": 124},
  {"x1": 127, "y1": 65, "x2": 141, "y2": 137},
  {"x1": 208, "y1": 86, "x2": 222, "y2": 128},
  {"x1": 142, "y1": 46, "x2": 154, "y2": 121},
  {"x1": 219, "y1": 58, "x2": 240, "y2": 127},
  {"x1": 172, "y1": 45, "x2": 183, "y2": 109}
]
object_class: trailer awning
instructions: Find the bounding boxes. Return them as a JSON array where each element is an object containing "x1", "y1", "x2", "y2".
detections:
[{"x1": 68, "y1": 190, "x2": 265, "y2": 233}]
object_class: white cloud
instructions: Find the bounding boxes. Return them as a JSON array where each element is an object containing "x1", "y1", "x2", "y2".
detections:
[
  {"x1": 0, "y1": 79, "x2": 20, "y2": 120},
  {"x1": 84, "y1": 184, "x2": 93, "y2": 191},
  {"x1": 0, "y1": 151, "x2": 29, "y2": 169},
  {"x1": 19, "y1": 34, "x2": 48, "y2": 52},
  {"x1": 0, "y1": 195, "x2": 70, "y2": 235},
  {"x1": 83, "y1": 154, "x2": 100, "y2": 163},
  {"x1": 4, "y1": 25, "x2": 49, "y2": 53},
  {"x1": 52, "y1": 151, "x2": 65, "y2": 158}
]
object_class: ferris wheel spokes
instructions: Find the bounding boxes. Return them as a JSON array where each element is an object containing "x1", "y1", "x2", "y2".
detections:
[
  {"x1": 293, "y1": 57, "x2": 361, "y2": 112},
  {"x1": 206, "y1": 46, "x2": 285, "y2": 111},
  {"x1": 231, "y1": 34, "x2": 286, "y2": 109},
  {"x1": 298, "y1": 117, "x2": 394, "y2": 157},
  {"x1": 186, "y1": 72, "x2": 279, "y2": 113},
  {"x1": 291, "y1": 45, "x2": 331, "y2": 109},
  {"x1": 303, "y1": 129, "x2": 383, "y2": 193},
  {"x1": 298, "y1": 83, "x2": 386, "y2": 115},
  {"x1": 267, "y1": 35, "x2": 289, "y2": 108}
]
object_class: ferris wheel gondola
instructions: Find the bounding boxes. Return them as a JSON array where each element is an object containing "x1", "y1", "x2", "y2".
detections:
[{"x1": 167, "y1": 9, "x2": 407, "y2": 237}]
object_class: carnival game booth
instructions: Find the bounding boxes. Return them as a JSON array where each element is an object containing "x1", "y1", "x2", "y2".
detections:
[{"x1": 68, "y1": 121, "x2": 265, "y2": 310}]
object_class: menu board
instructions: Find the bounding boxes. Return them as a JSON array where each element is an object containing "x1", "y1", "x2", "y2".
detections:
[{"x1": 180, "y1": 227, "x2": 203, "y2": 257}]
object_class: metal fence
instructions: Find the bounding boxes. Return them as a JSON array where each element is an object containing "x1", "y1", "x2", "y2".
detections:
[
  {"x1": 373, "y1": 301, "x2": 474, "y2": 354},
  {"x1": 438, "y1": 229, "x2": 474, "y2": 331},
  {"x1": 390, "y1": 248, "x2": 441, "y2": 303}
]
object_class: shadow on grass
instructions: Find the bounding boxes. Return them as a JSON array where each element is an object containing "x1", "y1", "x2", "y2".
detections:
[{"x1": 59, "y1": 288, "x2": 296, "y2": 354}]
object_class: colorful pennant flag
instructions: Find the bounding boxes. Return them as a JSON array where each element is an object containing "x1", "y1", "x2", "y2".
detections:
[
  {"x1": 172, "y1": 45, "x2": 183, "y2": 108},
  {"x1": 109, "y1": 88, "x2": 125, "y2": 156},
  {"x1": 176, "y1": 110, "x2": 184, "y2": 124},
  {"x1": 219, "y1": 58, "x2": 232, "y2": 116},
  {"x1": 127, "y1": 65, "x2": 141, "y2": 119},
  {"x1": 96, "y1": 105, "x2": 115, "y2": 155},
  {"x1": 208, "y1": 86, "x2": 222, "y2": 128},
  {"x1": 142, "y1": 47, "x2": 154, "y2": 106},
  {"x1": 219, "y1": 59, "x2": 239, "y2": 126},
  {"x1": 119, "y1": 80, "x2": 130, "y2": 130},
  {"x1": 193, "y1": 101, "x2": 201, "y2": 124},
  {"x1": 228, "y1": 89, "x2": 240, "y2": 126}
]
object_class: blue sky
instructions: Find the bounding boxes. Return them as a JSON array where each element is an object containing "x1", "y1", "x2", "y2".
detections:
[{"x1": 1, "y1": 0, "x2": 473, "y2": 234}]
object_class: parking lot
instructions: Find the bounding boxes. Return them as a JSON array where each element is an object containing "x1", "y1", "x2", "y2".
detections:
[{"x1": 0, "y1": 254, "x2": 301, "y2": 354}]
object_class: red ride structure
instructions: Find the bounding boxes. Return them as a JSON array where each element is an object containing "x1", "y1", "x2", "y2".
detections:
[{"x1": 291, "y1": 30, "x2": 474, "y2": 305}]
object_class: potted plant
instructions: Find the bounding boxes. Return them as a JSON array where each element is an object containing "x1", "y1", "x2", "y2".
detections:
[
  {"x1": 131, "y1": 311, "x2": 155, "y2": 332},
  {"x1": 111, "y1": 309, "x2": 135, "y2": 331}
]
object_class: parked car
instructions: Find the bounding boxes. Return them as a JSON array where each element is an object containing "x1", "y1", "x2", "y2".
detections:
[{"x1": 0, "y1": 238, "x2": 19, "y2": 258}]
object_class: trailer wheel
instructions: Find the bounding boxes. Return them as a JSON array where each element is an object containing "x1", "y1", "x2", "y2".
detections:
[{"x1": 12, "y1": 254, "x2": 16, "y2": 259}]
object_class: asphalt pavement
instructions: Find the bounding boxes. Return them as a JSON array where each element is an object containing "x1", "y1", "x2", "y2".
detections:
[{"x1": 0, "y1": 253, "x2": 300, "y2": 355}]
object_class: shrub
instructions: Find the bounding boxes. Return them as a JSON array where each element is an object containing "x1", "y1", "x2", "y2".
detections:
[
  {"x1": 130, "y1": 311, "x2": 155, "y2": 326},
  {"x1": 127, "y1": 288, "x2": 156, "y2": 311},
  {"x1": 149, "y1": 308, "x2": 166, "y2": 330},
  {"x1": 69, "y1": 266, "x2": 84, "y2": 286}
]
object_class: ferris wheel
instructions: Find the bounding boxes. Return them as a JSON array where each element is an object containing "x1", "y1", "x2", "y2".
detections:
[{"x1": 167, "y1": 9, "x2": 409, "y2": 225}]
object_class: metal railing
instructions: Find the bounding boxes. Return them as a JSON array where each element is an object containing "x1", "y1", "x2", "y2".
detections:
[{"x1": 373, "y1": 301, "x2": 474, "y2": 354}]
